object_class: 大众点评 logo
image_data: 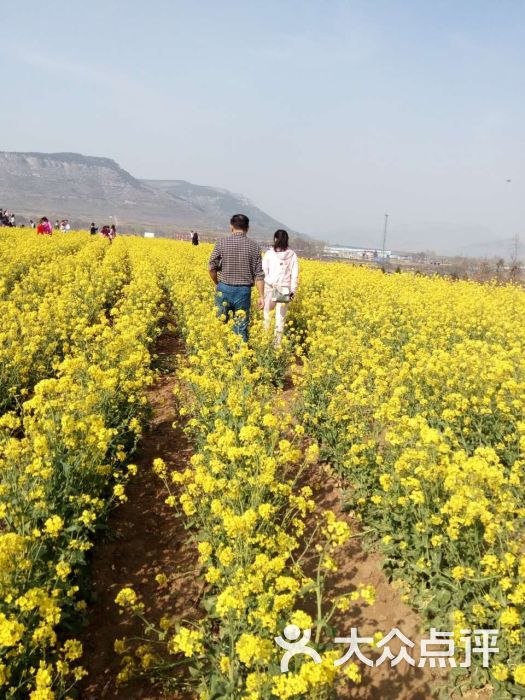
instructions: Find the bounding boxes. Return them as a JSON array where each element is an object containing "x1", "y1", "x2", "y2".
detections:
[{"x1": 275, "y1": 625, "x2": 499, "y2": 671}]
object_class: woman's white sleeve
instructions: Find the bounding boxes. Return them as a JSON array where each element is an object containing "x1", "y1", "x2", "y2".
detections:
[
  {"x1": 291, "y1": 254, "x2": 299, "y2": 293},
  {"x1": 262, "y1": 252, "x2": 269, "y2": 279}
]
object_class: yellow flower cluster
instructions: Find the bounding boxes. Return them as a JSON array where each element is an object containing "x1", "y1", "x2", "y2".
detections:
[
  {"x1": 290, "y1": 260, "x2": 525, "y2": 693},
  {"x1": 0, "y1": 230, "x2": 164, "y2": 697},
  {"x1": 0, "y1": 231, "x2": 130, "y2": 411},
  {"x1": 0, "y1": 227, "x2": 85, "y2": 298}
]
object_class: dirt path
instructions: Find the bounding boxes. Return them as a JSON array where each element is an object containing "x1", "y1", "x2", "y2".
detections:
[
  {"x1": 80, "y1": 332, "x2": 201, "y2": 699},
  {"x1": 304, "y1": 461, "x2": 441, "y2": 699},
  {"x1": 279, "y1": 384, "x2": 443, "y2": 699},
  {"x1": 313, "y1": 470, "x2": 490, "y2": 699}
]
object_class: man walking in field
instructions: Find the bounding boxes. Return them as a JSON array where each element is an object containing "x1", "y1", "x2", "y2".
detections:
[{"x1": 209, "y1": 214, "x2": 265, "y2": 342}]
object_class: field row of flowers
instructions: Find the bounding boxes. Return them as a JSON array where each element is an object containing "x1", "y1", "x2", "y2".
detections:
[
  {"x1": 115, "y1": 242, "x2": 368, "y2": 700},
  {"x1": 0, "y1": 232, "x2": 165, "y2": 698},
  {"x1": 289, "y1": 261, "x2": 525, "y2": 695},
  {"x1": 0, "y1": 233, "x2": 131, "y2": 411},
  {"x1": 0, "y1": 229, "x2": 87, "y2": 300}
]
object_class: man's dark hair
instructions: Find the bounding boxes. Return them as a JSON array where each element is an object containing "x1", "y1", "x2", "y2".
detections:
[
  {"x1": 230, "y1": 214, "x2": 249, "y2": 231},
  {"x1": 273, "y1": 229, "x2": 289, "y2": 251}
]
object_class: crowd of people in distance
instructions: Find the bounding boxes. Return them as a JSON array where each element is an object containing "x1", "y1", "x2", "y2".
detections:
[
  {"x1": 0, "y1": 209, "x2": 118, "y2": 243},
  {"x1": 0, "y1": 209, "x2": 16, "y2": 226},
  {"x1": 55, "y1": 219, "x2": 71, "y2": 232},
  {"x1": 31, "y1": 217, "x2": 71, "y2": 231}
]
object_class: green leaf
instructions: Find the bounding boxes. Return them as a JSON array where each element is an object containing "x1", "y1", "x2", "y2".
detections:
[{"x1": 202, "y1": 595, "x2": 217, "y2": 614}]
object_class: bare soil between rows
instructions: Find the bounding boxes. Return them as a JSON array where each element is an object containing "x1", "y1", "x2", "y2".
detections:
[
  {"x1": 79, "y1": 333, "x2": 199, "y2": 699},
  {"x1": 79, "y1": 342, "x2": 488, "y2": 700}
]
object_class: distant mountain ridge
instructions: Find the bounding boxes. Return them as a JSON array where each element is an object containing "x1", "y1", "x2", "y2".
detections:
[{"x1": 0, "y1": 151, "x2": 292, "y2": 235}]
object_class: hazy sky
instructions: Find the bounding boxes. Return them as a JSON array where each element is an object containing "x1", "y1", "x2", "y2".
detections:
[{"x1": 1, "y1": 0, "x2": 524, "y2": 254}]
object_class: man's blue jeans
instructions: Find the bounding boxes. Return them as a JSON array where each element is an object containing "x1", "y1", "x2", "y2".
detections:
[{"x1": 215, "y1": 282, "x2": 251, "y2": 342}]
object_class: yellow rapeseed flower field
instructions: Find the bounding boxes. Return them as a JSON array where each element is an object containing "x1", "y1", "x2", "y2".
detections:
[
  {"x1": 290, "y1": 259, "x2": 525, "y2": 695},
  {"x1": 1, "y1": 228, "x2": 524, "y2": 698},
  {"x1": 0, "y1": 229, "x2": 163, "y2": 698}
]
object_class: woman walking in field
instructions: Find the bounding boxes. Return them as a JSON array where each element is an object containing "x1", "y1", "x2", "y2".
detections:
[{"x1": 262, "y1": 229, "x2": 299, "y2": 344}]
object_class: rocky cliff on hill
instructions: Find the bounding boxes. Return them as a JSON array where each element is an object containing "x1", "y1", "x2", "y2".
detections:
[{"x1": 0, "y1": 151, "x2": 291, "y2": 235}]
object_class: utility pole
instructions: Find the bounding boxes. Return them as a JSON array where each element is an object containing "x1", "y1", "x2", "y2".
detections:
[
  {"x1": 510, "y1": 233, "x2": 521, "y2": 282},
  {"x1": 381, "y1": 213, "x2": 389, "y2": 259}
]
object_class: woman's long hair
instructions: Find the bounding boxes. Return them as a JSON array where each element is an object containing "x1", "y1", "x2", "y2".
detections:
[{"x1": 273, "y1": 229, "x2": 289, "y2": 251}]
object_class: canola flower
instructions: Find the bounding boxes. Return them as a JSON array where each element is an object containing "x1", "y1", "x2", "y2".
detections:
[
  {"x1": 0, "y1": 228, "x2": 85, "y2": 299},
  {"x1": 0, "y1": 230, "x2": 164, "y2": 697},
  {"x1": 289, "y1": 260, "x2": 525, "y2": 696},
  {"x1": 0, "y1": 232, "x2": 130, "y2": 411}
]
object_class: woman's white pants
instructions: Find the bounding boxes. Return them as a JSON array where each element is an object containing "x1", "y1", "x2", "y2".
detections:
[{"x1": 263, "y1": 287, "x2": 288, "y2": 338}]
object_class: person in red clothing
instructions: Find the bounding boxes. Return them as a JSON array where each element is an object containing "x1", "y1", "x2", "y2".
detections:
[
  {"x1": 36, "y1": 217, "x2": 53, "y2": 235},
  {"x1": 100, "y1": 225, "x2": 111, "y2": 242}
]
